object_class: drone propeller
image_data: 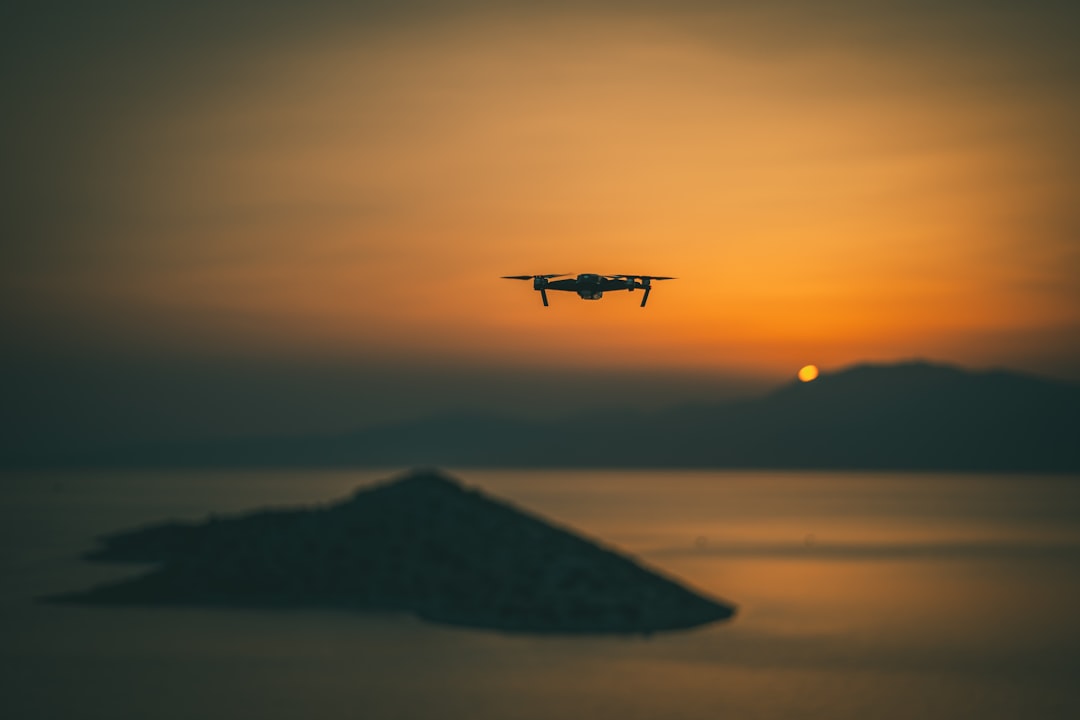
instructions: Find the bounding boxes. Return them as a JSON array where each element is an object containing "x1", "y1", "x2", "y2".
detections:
[
  {"x1": 500, "y1": 274, "x2": 569, "y2": 280},
  {"x1": 609, "y1": 274, "x2": 677, "y2": 281},
  {"x1": 608, "y1": 275, "x2": 676, "y2": 307},
  {"x1": 502, "y1": 274, "x2": 569, "y2": 306}
]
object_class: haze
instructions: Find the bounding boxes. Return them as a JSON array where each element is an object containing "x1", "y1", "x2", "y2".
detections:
[{"x1": 2, "y1": 1, "x2": 1078, "y2": 455}]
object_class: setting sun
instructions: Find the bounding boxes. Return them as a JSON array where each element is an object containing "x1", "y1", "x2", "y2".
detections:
[{"x1": 798, "y1": 365, "x2": 820, "y2": 383}]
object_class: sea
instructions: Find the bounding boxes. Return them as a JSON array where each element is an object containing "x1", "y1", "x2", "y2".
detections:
[{"x1": 3, "y1": 468, "x2": 1079, "y2": 720}]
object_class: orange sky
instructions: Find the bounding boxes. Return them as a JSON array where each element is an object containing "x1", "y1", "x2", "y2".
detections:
[{"x1": 3, "y1": 2, "x2": 1078, "y2": 385}]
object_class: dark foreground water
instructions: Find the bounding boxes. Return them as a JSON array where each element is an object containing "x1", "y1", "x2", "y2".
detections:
[{"x1": 3, "y1": 469, "x2": 1080, "y2": 719}]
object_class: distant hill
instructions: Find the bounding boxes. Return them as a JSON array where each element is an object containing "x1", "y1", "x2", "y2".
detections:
[{"x1": 22, "y1": 361, "x2": 1080, "y2": 472}]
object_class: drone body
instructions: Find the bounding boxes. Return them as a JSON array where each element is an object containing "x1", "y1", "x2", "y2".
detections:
[{"x1": 502, "y1": 273, "x2": 676, "y2": 307}]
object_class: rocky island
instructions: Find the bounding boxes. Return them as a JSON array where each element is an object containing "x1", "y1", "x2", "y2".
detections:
[{"x1": 52, "y1": 469, "x2": 734, "y2": 634}]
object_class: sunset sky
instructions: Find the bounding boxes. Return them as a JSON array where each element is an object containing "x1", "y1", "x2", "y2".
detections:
[{"x1": 2, "y1": 1, "x2": 1078, "y2": 451}]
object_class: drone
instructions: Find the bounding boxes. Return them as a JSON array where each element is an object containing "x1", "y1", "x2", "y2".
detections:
[{"x1": 502, "y1": 273, "x2": 676, "y2": 307}]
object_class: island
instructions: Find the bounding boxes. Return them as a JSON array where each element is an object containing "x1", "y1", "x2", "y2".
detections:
[{"x1": 50, "y1": 469, "x2": 735, "y2": 634}]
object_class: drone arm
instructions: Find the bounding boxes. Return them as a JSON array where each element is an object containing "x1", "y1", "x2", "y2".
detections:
[{"x1": 639, "y1": 286, "x2": 651, "y2": 308}]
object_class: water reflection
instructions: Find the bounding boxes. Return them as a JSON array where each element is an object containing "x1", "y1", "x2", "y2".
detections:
[{"x1": 3, "y1": 468, "x2": 1080, "y2": 720}]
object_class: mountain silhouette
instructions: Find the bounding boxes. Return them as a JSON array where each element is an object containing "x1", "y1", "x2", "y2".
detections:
[
  {"x1": 47, "y1": 469, "x2": 735, "y2": 634},
  {"x1": 636, "y1": 361, "x2": 1079, "y2": 471},
  {"x1": 24, "y1": 361, "x2": 1080, "y2": 471}
]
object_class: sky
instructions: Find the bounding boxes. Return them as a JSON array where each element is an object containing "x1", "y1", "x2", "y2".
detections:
[{"x1": 2, "y1": 1, "x2": 1078, "y2": 453}]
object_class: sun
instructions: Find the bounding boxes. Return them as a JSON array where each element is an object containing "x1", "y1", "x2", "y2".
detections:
[{"x1": 798, "y1": 365, "x2": 820, "y2": 382}]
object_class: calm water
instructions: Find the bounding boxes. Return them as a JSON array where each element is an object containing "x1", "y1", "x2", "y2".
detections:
[{"x1": 3, "y1": 468, "x2": 1080, "y2": 719}]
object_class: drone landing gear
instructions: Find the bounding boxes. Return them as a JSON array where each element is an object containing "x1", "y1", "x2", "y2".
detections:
[
  {"x1": 540, "y1": 288, "x2": 549, "y2": 306},
  {"x1": 640, "y1": 286, "x2": 651, "y2": 308}
]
